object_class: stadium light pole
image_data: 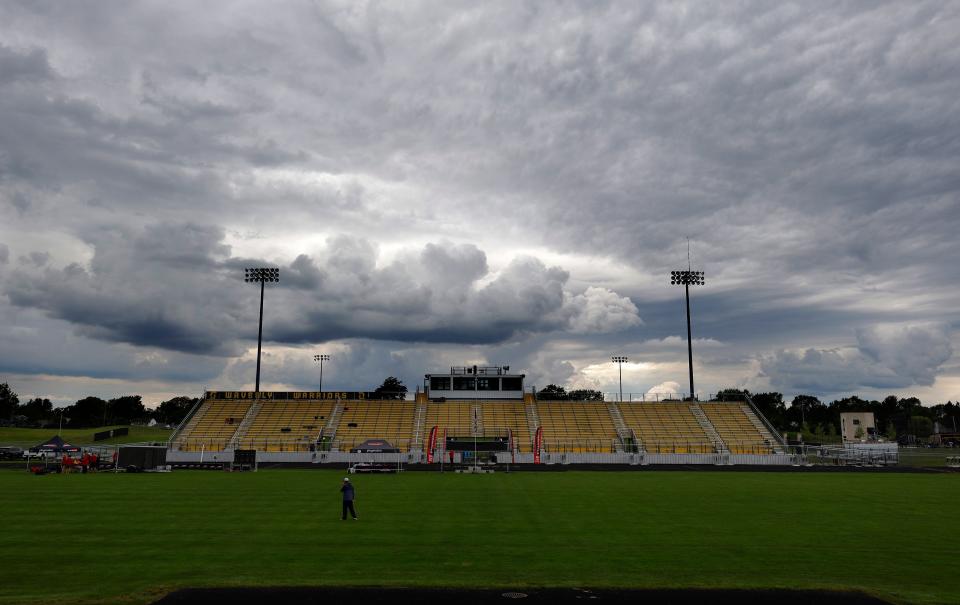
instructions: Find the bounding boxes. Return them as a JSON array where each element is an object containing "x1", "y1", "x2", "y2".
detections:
[
  {"x1": 245, "y1": 267, "x2": 280, "y2": 394},
  {"x1": 314, "y1": 354, "x2": 330, "y2": 391},
  {"x1": 670, "y1": 269, "x2": 705, "y2": 400},
  {"x1": 611, "y1": 356, "x2": 628, "y2": 403}
]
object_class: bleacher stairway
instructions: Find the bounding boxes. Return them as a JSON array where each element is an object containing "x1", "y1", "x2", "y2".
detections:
[
  {"x1": 741, "y1": 404, "x2": 786, "y2": 454},
  {"x1": 322, "y1": 400, "x2": 345, "y2": 450},
  {"x1": 228, "y1": 399, "x2": 264, "y2": 450},
  {"x1": 689, "y1": 404, "x2": 727, "y2": 453}
]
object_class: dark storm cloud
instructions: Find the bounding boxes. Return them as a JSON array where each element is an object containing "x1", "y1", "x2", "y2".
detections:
[
  {"x1": 0, "y1": 44, "x2": 52, "y2": 83},
  {"x1": 760, "y1": 323, "x2": 954, "y2": 393},
  {"x1": 0, "y1": 1, "x2": 957, "y2": 399},
  {"x1": 2, "y1": 224, "x2": 640, "y2": 354}
]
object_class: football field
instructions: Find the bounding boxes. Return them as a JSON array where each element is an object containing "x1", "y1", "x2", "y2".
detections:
[{"x1": 1, "y1": 469, "x2": 957, "y2": 605}]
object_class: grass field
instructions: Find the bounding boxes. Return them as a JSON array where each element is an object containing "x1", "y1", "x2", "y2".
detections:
[
  {"x1": 0, "y1": 425, "x2": 172, "y2": 448},
  {"x1": 1, "y1": 470, "x2": 957, "y2": 605}
]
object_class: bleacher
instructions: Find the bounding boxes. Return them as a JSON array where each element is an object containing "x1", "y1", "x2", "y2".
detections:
[
  {"x1": 535, "y1": 401, "x2": 618, "y2": 453},
  {"x1": 239, "y1": 400, "x2": 334, "y2": 452},
  {"x1": 481, "y1": 401, "x2": 532, "y2": 452},
  {"x1": 174, "y1": 400, "x2": 252, "y2": 452},
  {"x1": 423, "y1": 401, "x2": 477, "y2": 436},
  {"x1": 333, "y1": 400, "x2": 417, "y2": 452},
  {"x1": 169, "y1": 393, "x2": 783, "y2": 460},
  {"x1": 699, "y1": 402, "x2": 775, "y2": 454},
  {"x1": 618, "y1": 402, "x2": 714, "y2": 454}
]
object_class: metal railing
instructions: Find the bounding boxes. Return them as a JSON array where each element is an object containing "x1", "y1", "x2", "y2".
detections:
[{"x1": 166, "y1": 395, "x2": 206, "y2": 448}]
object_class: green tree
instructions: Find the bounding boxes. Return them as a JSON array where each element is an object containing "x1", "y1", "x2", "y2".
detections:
[
  {"x1": 0, "y1": 382, "x2": 20, "y2": 421},
  {"x1": 19, "y1": 398, "x2": 54, "y2": 425},
  {"x1": 153, "y1": 397, "x2": 199, "y2": 425},
  {"x1": 751, "y1": 392, "x2": 787, "y2": 429},
  {"x1": 567, "y1": 389, "x2": 603, "y2": 401},
  {"x1": 715, "y1": 388, "x2": 750, "y2": 402},
  {"x1": 537, "y1": 384, "x2": 568, "y2": 400},
  {"x1": 109, "y1": 395, "x2": 147, "y2": 425},
  {"x1": 908, "y1": 415, "x2": 933, "y2": 439},
  {"x1": 62, "y1": 396, "x2": 108, "y2": 428},
  {"x1": 374, "y1": 377, "x2": 407, "y2": 400}
]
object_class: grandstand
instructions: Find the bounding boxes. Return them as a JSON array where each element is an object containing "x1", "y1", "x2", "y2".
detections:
[
  {"x1": 536, "y1": 401, "x2": 618, "y2": 453},
  {"x1": 166, "y1": 389, "x2": 789, "y2": 465}
]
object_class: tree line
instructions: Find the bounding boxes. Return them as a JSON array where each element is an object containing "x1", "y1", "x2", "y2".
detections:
[
  {"x1": 715, "y1": 389, "x2": 958, "y2": 441},
  {"x1": 0, "y1": 377, "x2": 410, "y2": 429},
  {"x1": 0, "y1": 382, "x2": 199, "y2": 429}
]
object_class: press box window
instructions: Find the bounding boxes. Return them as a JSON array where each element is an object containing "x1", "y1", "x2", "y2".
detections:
[
  {"x1": 453, "y1": 377, "x2": 475, "y2": 390},
  {"x1": 501, "y1": 377, "x2": 522, "y2": 390},
  {"x1": 477, "y1": 378, "x2": 500, "y2": 391},
  {"x1": 430, "y1": 377, "x2": 451, "y2": 390}
]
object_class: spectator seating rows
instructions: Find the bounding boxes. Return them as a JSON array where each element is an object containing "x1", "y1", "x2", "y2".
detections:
[
  {"x1": 536, "y1": 401, "x2": 618, "y2": 453},
  {"x1": 699, "y1": 403, "x2": 775, "y2": 454},
  {"x1": 423, "y1": 401, "x2": 477, "y2": 437},
  {"x1": 618, "y1": 402, "x2": 715, "y2": 454},
  {"x1": 334, "y1": 400, "x2": 417, "y2": 452},
  {"x1": 481, "y1": 401, "x2": 533, "y2": 452},
  {"x1": 171, "y1": 396, "x2": 780, "y2": 456},
  {"x1": 175, "y1": 400, "x2": 252, "y2": 452},
  {"x1": 239, "y1": 400, "x2": 334, "y2": 452}
]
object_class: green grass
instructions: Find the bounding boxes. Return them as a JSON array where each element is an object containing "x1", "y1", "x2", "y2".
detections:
[
  {"x1": 1, "y1": 471, "x2": 957, "y2": 605},
  {"x1": 0, "y1": 425, "x2": 172, "y2": 448},
  {"x1": 898, "y1": 449, "x2": 957, "y2": 467}
]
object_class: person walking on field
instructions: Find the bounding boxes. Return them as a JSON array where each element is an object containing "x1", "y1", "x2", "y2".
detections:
[{"x1": 340, "y1": 477, "x2": 358, "y2": 520}]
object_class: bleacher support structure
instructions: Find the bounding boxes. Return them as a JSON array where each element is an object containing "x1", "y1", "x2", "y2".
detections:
[{"x1": 167, "y1": 391, "x2": 793, "y2": 465}]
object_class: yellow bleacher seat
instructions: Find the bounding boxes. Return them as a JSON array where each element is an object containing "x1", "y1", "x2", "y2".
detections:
[
  {"x1": 333, "y1": 400, "x2": 417, "y2": 452},
  {"x1": 699, "y1": 403, "x2": 774, "y2": 454},
  {"x1": 618, "y1": 402, "x2": 715, "y2": 454},
  {"x1": 535, "y1": 401, "x2": 618, "y2": 453},
  {"x1": 175, "y1": 399, "x2": 252, "y2": 452}
]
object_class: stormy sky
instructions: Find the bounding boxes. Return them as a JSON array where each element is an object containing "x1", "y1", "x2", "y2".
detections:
[{"x1": 1, "y1": 1, "x2": 958, "y2": 406}]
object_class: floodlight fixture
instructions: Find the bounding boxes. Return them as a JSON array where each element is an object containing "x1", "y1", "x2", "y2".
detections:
[
  {"x1": 314, "y1": 353, "x2": 331, "y2": 391},
  {"x1": 245, "y1": 267, "x2": 281, "y2": 393},
  {"x1": 671, "y1": 266, "x2": 705, "y2": 400},
  {"x1": 611, "y1": 356, "x2": 628, "y2": 403},
  {"x1": 245, "y1": 267, "x2": 280, "y2": 283}
]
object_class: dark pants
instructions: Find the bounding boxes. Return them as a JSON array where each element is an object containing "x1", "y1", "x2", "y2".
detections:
[{"x1": 342, "y1": 500, "x2": 357, "y2": 519}]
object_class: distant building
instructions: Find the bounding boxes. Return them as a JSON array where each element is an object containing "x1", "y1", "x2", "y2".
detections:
[{"x1": 840, "y1": 412, "x2": 877, "y2": 443}]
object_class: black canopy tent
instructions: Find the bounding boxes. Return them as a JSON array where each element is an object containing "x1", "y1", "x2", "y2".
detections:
[
  {"x1": 31, "y1": 435, "x2": 81, "y2": 454},
  {"x1": 350, "y1": 439, "x2": 400, "y2": 453}
]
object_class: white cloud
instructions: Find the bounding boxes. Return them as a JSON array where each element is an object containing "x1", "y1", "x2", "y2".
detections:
[{"x1": 646, "y1": 381, "x2": 682, "y2": 397}]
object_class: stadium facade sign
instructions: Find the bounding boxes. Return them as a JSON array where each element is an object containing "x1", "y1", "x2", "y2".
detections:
[{"x1": 206, "y1": 391, "x2": 379, "y2": 400}]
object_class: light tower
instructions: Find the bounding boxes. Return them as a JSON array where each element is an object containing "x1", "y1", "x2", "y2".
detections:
[
  {"x1": 670, "y1": 268, "x2": 704, "y2": 400},
  {"x1": 314, "y1": 353, "x2": 330, "y2": 391},
  {"x1": 244, "y1": 267, "x2": 280, "y2": 393},
  {"x1": 611, "y1": 356, "x2": 628, "y2": 402}
]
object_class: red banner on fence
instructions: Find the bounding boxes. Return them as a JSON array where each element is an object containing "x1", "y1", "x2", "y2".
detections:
[
  {"x1": 426, "y1": 425, "x2": 438, "y2": 463},
  {"x1": 534, "y1": 426, "x2": 543, "y2": 464}
]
